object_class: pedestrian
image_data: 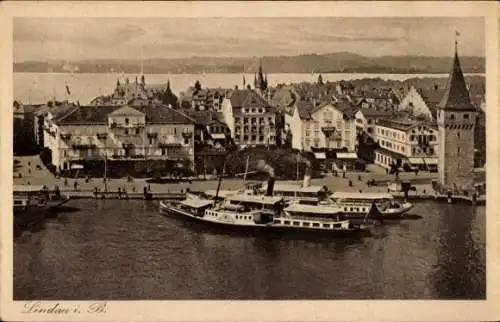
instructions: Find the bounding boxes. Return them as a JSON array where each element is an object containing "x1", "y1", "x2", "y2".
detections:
[
  {"x1": 148, "y1": 184, "x2": 151, "y2": 192},
  {"x1": 64, "y1": 178, "x2": 68, "y2": 186},
  {"x1": 74, "y1": 181, "x2": 78, "y2": 191}
]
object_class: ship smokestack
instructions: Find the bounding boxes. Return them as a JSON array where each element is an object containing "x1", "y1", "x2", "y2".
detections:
[
  {"x1": 266, "y1": 177, "x2": 275, "y2": 196},
  {"x1": 302, "y1": 159, "x2": 312, "y2": 188},
  {"x1": 257, "y1": 160, "x2": 275, "y2": 196}
]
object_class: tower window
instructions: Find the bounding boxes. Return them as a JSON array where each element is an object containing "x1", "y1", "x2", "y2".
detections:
[
  {"x1": 450, "y1": 114, "x2": 455, "y2": 120},
  {"x1": 458, "y1": 147, "x2": 460, "y2": 154},
  {"x1": 125, "y1": 118, "x2": 129, "y2": 125},
  {"x1": 464, "y1": 114, "x2": 469, "y2": 119},
  {"x1": 457, "y1": 132, "x2": 460, "y2": 138}
]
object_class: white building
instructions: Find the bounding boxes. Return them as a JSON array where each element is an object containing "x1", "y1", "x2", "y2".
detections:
[
  {"x1": 42, "y1": 105, "x2": 196, "y2": 172},
  {"x1": 372, "y1": 118, "x2": 439, "y2": 171},
  {"x1": 284, "y1": 100, "x2": 358, "y2": 152}
]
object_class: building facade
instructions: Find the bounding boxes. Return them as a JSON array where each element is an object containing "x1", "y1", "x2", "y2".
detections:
[
  {"x1": 221, "y1": 89, "x2": 276, "y2": 147},
  {"x1": 42, "y1": 105, "x2": 196, "y2": 174},
  {"x1": 284, "y1": 100, "x2": 357, "y2": 152},
  {"x1": 437, "y1": 45, "x2": 477, "y2": 189},
  {"x1": 373, "y1": 118, "x2": 439, "y2": 171}
]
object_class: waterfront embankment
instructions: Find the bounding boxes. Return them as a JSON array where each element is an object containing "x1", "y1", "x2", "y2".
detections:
[{"x1": 12, "y1": 155, "x2": 485, "y2": 204}]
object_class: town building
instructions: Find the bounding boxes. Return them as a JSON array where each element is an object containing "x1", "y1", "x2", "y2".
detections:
[
  {"x1": 13, "y1": 101, "x2": 45, "y2": 155},
  {"x1": 354, "y1": 108, "x2": 395, "y2": 136},
  {"x1": 221, "y1": 89, "x2": 277, "y2": 147},
  {"x1": 42, "y1": 104, "x2": 196, "y2": 174},
  {"x1": 90, "y1": 76, "x2": 177, "y2": 108},
  {"x1": 179, "y1": 87, "x2": 231, "y2": 111},
  {"x1": 437, "y1": 43, "x2": 477, "y2": 190},
  {"x1": 398, "y1": 85, "x2": 445, "y2": 120},
  {"x1": 373, "y1": 118, "x2": 439, "y2": 171},
  {"x1": 284, "y1": 99, "x2": 358, "y2": 152}
]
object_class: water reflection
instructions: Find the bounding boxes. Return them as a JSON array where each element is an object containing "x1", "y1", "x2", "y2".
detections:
[
  {"x1": 13, "y1": 200, "x2": 486, "y2": 300},
  {"x1": 431, "y1": 205, "x2": 486, "y2": 299}
]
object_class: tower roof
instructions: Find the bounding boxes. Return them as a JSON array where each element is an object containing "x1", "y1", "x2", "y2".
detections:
[{"x1": 438, "y1": 44, "x2": 475, "y2": 111}]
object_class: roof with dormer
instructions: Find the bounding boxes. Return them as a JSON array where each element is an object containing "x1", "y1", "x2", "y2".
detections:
[
  {"x1": 438, "y1": 46, "x2": 476, "y2": 111},
  {"x1": 54, "y1": 105, "x2": 195, "y2": 126},
  {"x1": 109, "y1": 105, "x2": 145, "y2": 116}
]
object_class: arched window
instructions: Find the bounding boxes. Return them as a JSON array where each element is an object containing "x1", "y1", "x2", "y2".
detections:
[
  {"x1": 125, "y1": 118, "x2": 129, "y2": 125},
  {"x1": 450, "y1": 114, "x2": 455, "y2": 120}
]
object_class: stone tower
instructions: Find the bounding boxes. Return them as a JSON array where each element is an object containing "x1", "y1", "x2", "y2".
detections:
[{"x1": 437, "y1": 40, "x2": 477, "y2": 190}]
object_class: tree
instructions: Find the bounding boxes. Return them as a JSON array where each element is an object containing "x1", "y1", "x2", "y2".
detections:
[
  {"x1": 317, "y1": 74, "x2": 324, "y2": 85},
  {"x1": 194, "y1": 80, "x2": 202, "y2": 92}
]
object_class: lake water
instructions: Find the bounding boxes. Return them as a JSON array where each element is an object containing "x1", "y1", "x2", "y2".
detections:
[
  {"x1": 14, "y1": 199, "x2": 485, "y2": 300},
  {"x1": 14, "y1": 72, "x2": 462, "y2": 106}
]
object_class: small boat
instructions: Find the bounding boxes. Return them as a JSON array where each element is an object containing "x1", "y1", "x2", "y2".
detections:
[
  {"x1": 325, "y1": 192, "x2": 413, "y2": 219},
  {"x1": 13, "y1": 185, "x2": 70, "y2": 227},
  {"x1": 160, "y1": 178, "x2": 371, "y2": 238}
]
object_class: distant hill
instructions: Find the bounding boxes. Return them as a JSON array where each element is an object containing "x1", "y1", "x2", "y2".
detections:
[{"x1": 13, "y1": 52, "x2": 485, "y2": 74}]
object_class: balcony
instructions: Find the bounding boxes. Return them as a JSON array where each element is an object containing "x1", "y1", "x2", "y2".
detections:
[
  {"x1": 72, "y1": 143, "x2": 97, "y2": 149},
  {"x1": 158, "y1": 142, "x2": 182, "y2": 148},
  {"x1": 147, "y1": 132, "x2": 158, "y2": 139},
  {"x1": 182, "y1": 130, "x2": 193, "y2": 138},
  {"x1": 96, "y1": 133, "x2": 108, "y2": 140}
]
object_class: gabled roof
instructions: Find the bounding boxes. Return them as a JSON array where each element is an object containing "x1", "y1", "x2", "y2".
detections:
[
  {"x1": 228, "y1": 89, "x2": 274, "y2": 111},
  {"x1": 376, "y1": 118, "x2": 437, "y2": 132},
  {"x1": 311, "y1": 100, "x2": 358, "y2": 119},
  {"x1": 139, "y1": 105, "x2": 195, "y2": 124},
  {"x1": 357, "y1": 108, "x2": 394, "y2": 118},
  {"x1": 438, "y1": 47, "x2": 476, "y2": 111},
  {"x1": 109, "y1": 105, "x2": 145, "y2": 116},
  {"x1": 295, "y1": 100, "x2": 313, "y2": 120},
  {"x1": 55, "y1": 105, "x2": 195, "y2": 125},
  {"x1": 56, "y1": 106, "x2": 118, "y2": 125},
  {"x1": 181, "y1": 109, "x2": 225, "y2": 126}
]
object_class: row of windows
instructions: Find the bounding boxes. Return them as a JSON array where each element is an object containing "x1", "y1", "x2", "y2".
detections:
[
  {"x1": 243, "y1": 107, "x2": 266, "y2": 114},
  {"x1": 376, "y1": 153, "x2": 396, "y2": 166},
  {"x1": 438, "y1": 112, "x2": 470, "y2": 120},
  {"x1": 379, "y1": 140, "x2": 405, "y2": 153},
  {"x1": 378, "y1": 128, "x2": 405, "y2": 140},
  {"x1": 236, "y1": 215, "x2": 252, "y2": 220},
  {"x1": 412, "y1": 147, "x2": 434, "y2": 155},
  {"x1": 274, "y1": 219, "x2": 342, "y2": 229},
  {"x1": 236, "y1": 117, "x2": 274, "y2": 124}
]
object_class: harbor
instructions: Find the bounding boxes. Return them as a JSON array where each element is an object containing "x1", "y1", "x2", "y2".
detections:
[
  {"x1": 9, "y1": 13, "x2": 489, "y2": 308},
  {"x1": 14, "y1": 197, "x2": 485, "y2": 300}
]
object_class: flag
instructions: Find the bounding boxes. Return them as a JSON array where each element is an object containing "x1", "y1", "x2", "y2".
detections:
[{"x1": 65, "y1": 83, "x2": 71, "y2": 95}]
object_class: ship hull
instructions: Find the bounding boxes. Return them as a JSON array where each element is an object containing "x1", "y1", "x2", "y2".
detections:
[{"x1": 159, "y1": 202, "x2": 370, "y2": 238}]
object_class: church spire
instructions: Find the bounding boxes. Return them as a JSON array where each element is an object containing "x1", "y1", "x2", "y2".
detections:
[{"x1": 438, "y1": 33, "x2": 475, "y2": 111}]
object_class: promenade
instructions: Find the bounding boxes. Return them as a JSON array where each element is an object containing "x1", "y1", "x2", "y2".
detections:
[{"x1": 13, "y1": 155, "x2": 439, "y2": 197}]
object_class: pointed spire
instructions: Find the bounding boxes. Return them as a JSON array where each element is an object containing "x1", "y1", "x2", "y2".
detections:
[
  {"x1": 438, "y1": 35, "x2": 475, "y2": 111},
  {"x1": 243, "y1": 75, "x2": 246, "y2": 87}
]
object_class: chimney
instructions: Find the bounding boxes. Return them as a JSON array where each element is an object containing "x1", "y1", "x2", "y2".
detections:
[{"x1": 266, "y1": 177, "x2": 275, "y2": 196}]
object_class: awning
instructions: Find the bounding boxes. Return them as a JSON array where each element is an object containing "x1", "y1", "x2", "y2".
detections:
[
  {"x1": 423, "y1": 158, "x2": 438, "y2": 165},
  {"x1": 314, "y1": 152, "x2": 326, "y2": 160},
  {"x1": 211, "y1": 133, "x2": 226, "y2": 140},
  {"x1": 407, "y1": 157, "x2": 425, "y2": 165},
  {"x1": 336, "y1": 152, "x2": 357, "y2": 159},
  {"x1": 71, "y1": 164, "x2": 84, "y2": 170}
]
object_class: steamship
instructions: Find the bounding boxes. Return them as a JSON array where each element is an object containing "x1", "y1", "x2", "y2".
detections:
[
  {"x1": 253, "y1": 173, "x2": 412, "y2": 220},
  {"x1": 160, "y1": 177, "x2": 372, "y2": 237}
]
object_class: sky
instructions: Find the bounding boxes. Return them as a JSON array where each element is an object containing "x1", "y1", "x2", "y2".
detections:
[{"x1": 13, "y1": 17, "x2": 485, "y2": 62}]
